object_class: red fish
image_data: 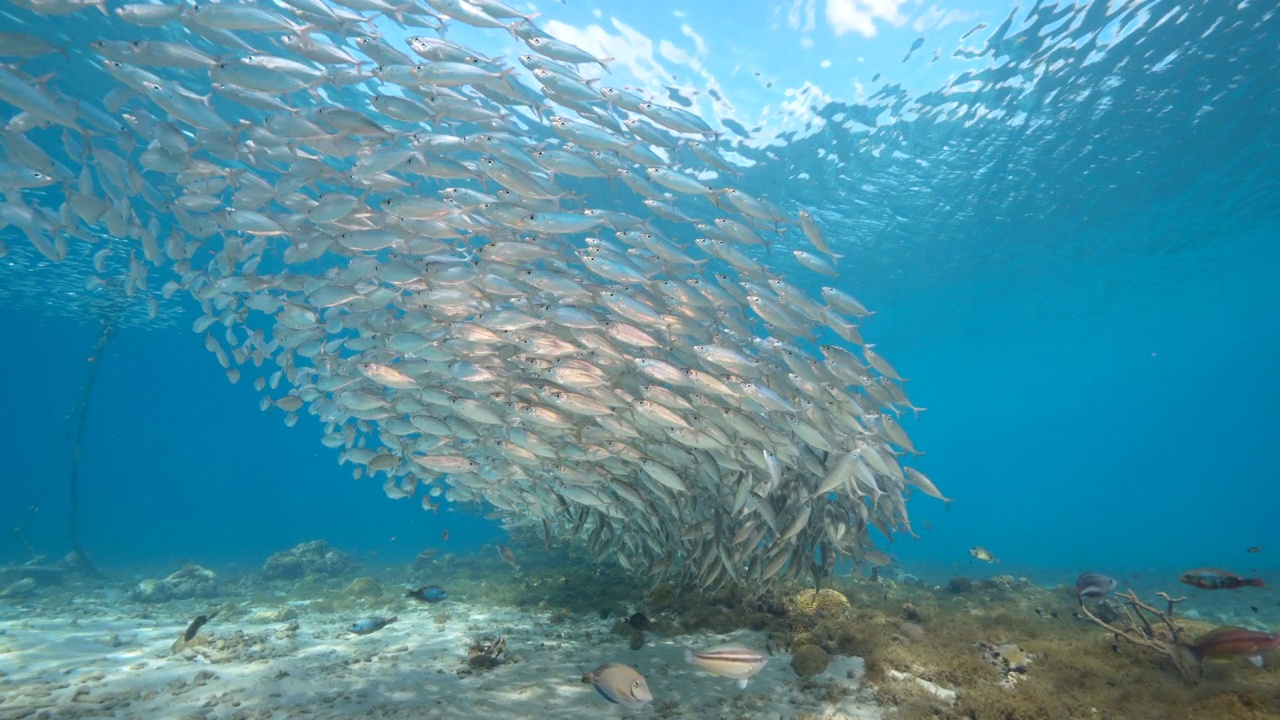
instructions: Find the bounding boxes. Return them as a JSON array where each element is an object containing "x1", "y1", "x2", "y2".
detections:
[
  {"x1": 1179, "y1": 568, "x2": 1265, "y2": 590},
  {"x1": 1181, "y1": 627, "x2": 1280, "y2": 669}
]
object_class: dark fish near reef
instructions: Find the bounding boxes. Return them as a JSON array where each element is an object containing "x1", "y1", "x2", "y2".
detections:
[
  {"x1": 1180, "y1": 626, "x2": 1280, "y2": 669},
  {"x1": 183, "y1": 610, "x2": 218, "y2": 642},
  {"x1": 1075, "y1": 572, "x2": 1117, "y2": 600},
  {"x1": 582, "y1": 663, "x2": 652, "y2": 705},
  {"x1": 349, "y1": 616, "x2": 398, "y2": 635},
  {"x1": 406, "y1": 585, "x2": 448, "y2": 603},
  {"x1": 1180, "y1": 568, "x2": 1266, "y2": 590}
]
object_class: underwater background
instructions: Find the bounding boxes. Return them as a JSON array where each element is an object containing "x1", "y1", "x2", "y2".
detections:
[
  {"x1": 4, "y1": 0, "x2": 1276, "y2": 583},
  {"x1": 1, "y1": 0, "x2": 1279, "y2": 717}
]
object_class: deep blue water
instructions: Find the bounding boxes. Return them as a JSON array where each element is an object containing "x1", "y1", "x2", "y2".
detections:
[{"x1": 1, "y1": 0, "x2": 1277, "y2": 604}]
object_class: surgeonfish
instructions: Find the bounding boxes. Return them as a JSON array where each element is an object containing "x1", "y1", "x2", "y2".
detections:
[{"x1": 582, "y1": 663, "x2": 652, "y2": 705}]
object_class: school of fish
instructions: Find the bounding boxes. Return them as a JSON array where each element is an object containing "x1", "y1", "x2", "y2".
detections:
[{"x1": 0, "y1": 0, "x2": 944, "y2": 593}]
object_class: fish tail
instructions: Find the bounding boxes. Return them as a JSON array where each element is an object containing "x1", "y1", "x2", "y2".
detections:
[
  {"x1": 1175, "y1": 644, "x2": 1202, "y2": 676},
  {"x1": 387, "y1": 616, "x2": 399, "y2": 624},
  {"x1": 1247, "y1": 579, "x2": 1266, "y2": 588},
  {"x1": 683, "y1": 646, "x2": 697, "y2": 665}
]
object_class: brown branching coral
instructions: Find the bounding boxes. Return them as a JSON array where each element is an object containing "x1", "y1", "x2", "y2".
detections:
[{"x1": 1077, "y1": 590, "x2": 1197, "y2": 679}]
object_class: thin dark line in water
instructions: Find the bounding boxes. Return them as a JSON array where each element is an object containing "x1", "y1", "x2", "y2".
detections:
[{"x1": 67, "y1": 319, "x2": 114, "y2": 578}]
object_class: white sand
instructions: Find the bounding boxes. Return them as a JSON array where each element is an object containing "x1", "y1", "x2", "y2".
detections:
[{"x1": 0, "y1": 598, "x2": 886, "y2": 720}]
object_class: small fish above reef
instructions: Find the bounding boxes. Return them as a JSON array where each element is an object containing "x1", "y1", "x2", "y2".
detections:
[
  {"x1": 684, "y1": 643, "x2": 769, "y2": 688},
  {"x1": 863, "y1": 548, "x2": 893, "y2": 567},
  {"x1": 1075, "y1": 572, "x2": 1117, "y2": 600},
  {"x1": 406, "y1": 585, "x2": 448, "y2": 603},
  {"x1": 582, "y1": 663, "x2": 652, "y2": 705},
  {"x1": 349, "y1": 616, "x2": 397, "y2": 635},
  {"x1": 1180, "y1": 568, "x2": 1265, "y2": 590},
  {"x1": 969, "y1": 547, "x2": 1000, "y2": 564},
  {"x1": 1248, "y1": 546, "x2": 1263, "y2": 553},
  {"x1": 1180, "y1": 626, "x2": 1280, "y2": 670},
  {"x1": 496, "y1": 544, "x2": 520, "y2": 571}
]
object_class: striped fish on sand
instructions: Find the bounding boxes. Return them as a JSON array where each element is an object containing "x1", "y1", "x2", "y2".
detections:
[{"x1": 684, "y1": 643, "x2": 769, "y2": 688}]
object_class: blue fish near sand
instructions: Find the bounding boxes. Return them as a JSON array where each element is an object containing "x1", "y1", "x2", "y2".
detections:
[
  {"x1": 407, "y1": 585, "x2": 448, "y2": 603},
  {"x1": 348, "y1": 616, "x2": 397, "y2": 635}
]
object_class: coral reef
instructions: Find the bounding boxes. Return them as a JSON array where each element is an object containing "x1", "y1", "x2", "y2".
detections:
[
  {"x1": 792, "y1": 644, "x2": 831, "y2": 677},
  {"x1": 164, "y1": 564, "x2": 219, "y2": 598},
  {"x1": 131, "y1": 578, "x2": 169, "y2": 603},
  {"x1": 130, "y1": 564, "x2": 218, "y2": 602},
  {"x1": 246, "y1": 606, "x2": 298, "y2": 623},
  {"x1": 811, "y1": 577, "x2": 1280, "y2": 720},
  {"x1": 465, "y1": 636, "x2": 507, "y2": 672},
  {"x1": 175, "y1": 623, "x2": 300, "y2": 664},
  {"x1": 340, "y1": 577, "x2": 383, "y2": 600},
  {"x1": 1076, "y1": 589, "x2": 1198, "y2": 679},
  {"x1": 0, "y1": 577, "x2": 37, "y2": 598},
  {"x1": 785, "y1": 589, "x2": 852, "y2": 633},
  {"x1": 262, "y1": 540, "x2": 354, "y2": 580}
]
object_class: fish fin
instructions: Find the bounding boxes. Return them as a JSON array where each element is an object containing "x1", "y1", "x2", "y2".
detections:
[
  {"x1": 1175, "y1": 644, "x2": 1199, "y2": 672},
  {"x1": 737, "y1": 678, "x2": 749, "y2": 689},
  {"x1": 683, "y1": 646, "x2": 696, "y2": 665},
  {"x1": 1250, "y1": 655, "x2": 1264, "y2": 667}
]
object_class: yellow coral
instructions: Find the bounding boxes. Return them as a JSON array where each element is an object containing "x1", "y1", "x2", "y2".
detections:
[{"x1": 784, "y1": 589, "x2": 851, "y2": 633}]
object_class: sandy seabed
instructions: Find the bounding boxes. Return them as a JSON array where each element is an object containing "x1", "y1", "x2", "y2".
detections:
[{"x1": 0, "y1": 597, "x2": 886, "y2": 720}]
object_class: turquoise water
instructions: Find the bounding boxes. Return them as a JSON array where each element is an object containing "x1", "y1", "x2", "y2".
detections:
[{"x1": 1, "y1": 0, "x2": 1277, "y2": 597}]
